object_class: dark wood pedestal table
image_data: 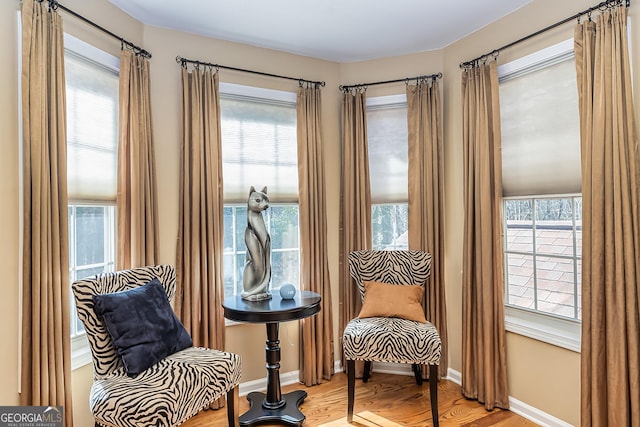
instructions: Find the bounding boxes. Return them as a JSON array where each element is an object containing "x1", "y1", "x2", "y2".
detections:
[{"x1": 222, "y1": 290, "x2": 321, "y2": 427}]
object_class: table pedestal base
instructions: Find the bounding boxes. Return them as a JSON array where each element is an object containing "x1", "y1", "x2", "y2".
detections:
[{"x1": 239, "y1": 390, "x2": 307, "y2": 427}]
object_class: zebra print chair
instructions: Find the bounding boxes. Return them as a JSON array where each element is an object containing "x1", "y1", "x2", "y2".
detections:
[
  {"x1": 72, "y1": 264, "x2": 242, "y2": 427},
  {"x1": 343, "y1": 250, "x2": 441, "y2": 426}
]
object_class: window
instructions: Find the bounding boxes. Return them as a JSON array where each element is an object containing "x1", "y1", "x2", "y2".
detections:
[
  {"x1": 64, "y1": 34, "x2": 119, "y2": 367},
  {"x1": 220, "y1": 84, "x2": 300, "y2": 299},
  {"x1": 498, "y1": 39, "x2": 582, "y2": 351},
  {"x1": 367, "y1": 95, "x2": 409, "y2": 250},
  {"x1": 504, "y1": 196, "x2": 582, "y2": 318}
]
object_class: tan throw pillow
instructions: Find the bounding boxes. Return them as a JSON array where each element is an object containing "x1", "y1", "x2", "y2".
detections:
[{"x1": 357, "y1": 281, "x2": 427, "y2": 323}]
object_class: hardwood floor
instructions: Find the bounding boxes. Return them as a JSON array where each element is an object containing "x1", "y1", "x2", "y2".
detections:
[{"x1": 182, "y1": 372, "x2": 538, "y2": 426}]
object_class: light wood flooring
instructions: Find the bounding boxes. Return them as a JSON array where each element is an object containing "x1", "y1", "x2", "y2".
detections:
[{"x1": 182, "y1": 372, "x2": 538, "y2": 426}]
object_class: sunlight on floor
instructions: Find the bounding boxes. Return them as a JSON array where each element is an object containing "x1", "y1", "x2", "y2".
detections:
[{"x1": 319, "y1": 411, "x2": 404, "y2": 427}]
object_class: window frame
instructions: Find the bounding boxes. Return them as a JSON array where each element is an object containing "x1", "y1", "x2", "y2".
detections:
[
  {"x1": 503, "y1": 195, "x2": 582, "y2": 352},
  {"x1": 498, "y1": 39, "x2": 582, "y2": 352},
  {"x1": 64, "y1": 34, "x2": 120, "y2": 369}
]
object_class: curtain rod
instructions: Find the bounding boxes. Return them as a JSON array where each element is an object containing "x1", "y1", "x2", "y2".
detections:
[
  {"x1": 459, "y1": 0, "x2": 629, "y2": 68},
  {"x1": 339, "y1": 72, "x2": 443, "y2": 92},
  {"x1": 39, "y1": 0, "x2": 152, "y2": 58},
  {"x1": 175, "y1": 56, "x2": 326, "y2": 87}
]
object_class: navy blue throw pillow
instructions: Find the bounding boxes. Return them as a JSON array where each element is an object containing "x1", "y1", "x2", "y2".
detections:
[{"x1": 92, "y1": 278, "x2": 193, "y2": 377}]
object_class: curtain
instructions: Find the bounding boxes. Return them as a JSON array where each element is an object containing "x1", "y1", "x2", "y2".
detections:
[
  {"x1": 297, "y1": 85, "x2": 334, "y2": 386},
  {"x1": 460, "y1": 62, "x2": 509, "y2": 410},
  {"x1": 175, "y1": 68, "x2": 226, "y2": 409},
  {"x1": 406, "y1": 80, "x2": 448, "y2": 379},
  {"x1": 575, "y1": 7, "x2": 640, "y2": 426},
  {"x1": 339, "y1": 90, "x2": 371, "y2": 375},
  {"x1": 20, "y1": 1, "x2": 74, "y2": 425},
  {"x1": 117, "y1": 50, "x2": 158, "y2": 269}
]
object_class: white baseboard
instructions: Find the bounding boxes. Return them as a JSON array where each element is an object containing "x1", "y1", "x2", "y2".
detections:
[
  {"x1": 446, "y1": 368, "x2": 574, "y2": 427},
  {"x1": 446, "y1": 367, "x2": 462, "y2": 384},
  {"x1": 238, "y1": 370, "x2": 302, "y2": 396},
  {"x1": 239, "y1": 361, "x2": 344, "y2": 397}
]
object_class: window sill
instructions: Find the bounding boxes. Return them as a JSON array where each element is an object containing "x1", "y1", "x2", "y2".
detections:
[
  {"x1": 71, "y1": 333, "x2": 92, "y2": 370},
  {"x1": 505, "y1": 305, "x2": 581, "y2": 353}
]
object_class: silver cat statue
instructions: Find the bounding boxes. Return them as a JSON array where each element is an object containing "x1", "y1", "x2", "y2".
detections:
[{"x1": 241, "y1": 186, "x2": 272, "y2": 301}]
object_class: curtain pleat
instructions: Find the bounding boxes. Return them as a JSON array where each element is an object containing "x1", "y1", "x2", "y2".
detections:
[
  {"x1": 575, "y1": 7, "x2": 640, "y2": 426},
  {"x1": 175, "y1": 68, "x2": 226, "y2": 407},
  {"x1": 20, "y1": 1, "x2": 74, "y2": 425},
  {"x1": 406, "y1": 80, "x2": 448, "y2": 379},
  {"x1": 460, "y1": 62, "x2": 509, "y2": 410},
  {"x1": 117, "y1": 50, "x2": 158, "y2": 269},
  {"x1": 339, "y1": 90, "x2": 371, "y2": 376},
  {"x1": 297, "y1": 85, "x2": 334, "y2": 386}
]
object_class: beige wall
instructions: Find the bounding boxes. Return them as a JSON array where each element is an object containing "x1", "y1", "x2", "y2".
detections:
[
  {"x1": 4, "y1": 0, "x2": 640, "y2": 426},
  {"x1": 0, "y1": 0, "x2": 21, "y2": 410}
]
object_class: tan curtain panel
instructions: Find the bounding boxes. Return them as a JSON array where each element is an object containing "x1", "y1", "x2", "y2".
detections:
[
  {"x1": 575, "y1": 7, "x2": 640, "y2": 426},
  {"x1": 339, "y1": 90, "x2": 371, "y2": 374},
  {"x1": 20, "y1": 1, "x2": 74, "y2": 425},
  {"x1": 117, "y1": 50, "x2": 159, "y2": 269},
  {"x1": 175, "y1": 68, "x2": 226, "y2": 367},
  {"x1": 460, "y1": 62, "x2": 509, "y2": 410},
  {"x1": 297, "y1": 85, "x2": 334, "y2": 386},
  {"x1": 406, "y1": 80, "x2": 448, "y2": 379}
]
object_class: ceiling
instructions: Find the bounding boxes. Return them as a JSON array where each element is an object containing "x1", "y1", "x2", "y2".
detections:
[{"x1": 109, "y1": 0, "x2": 533, "y2": 63}]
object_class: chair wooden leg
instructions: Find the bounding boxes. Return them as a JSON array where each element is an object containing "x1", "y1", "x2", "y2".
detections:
[
  {"x1": 429, "y1": 364, "x2": 439, "y2": 427},
  {"x1": 227, "y1": 385, "x2": 240, "y2": 427},
  {"x1": 347, "y1": 359, "x2": 355, "y2": 423},
  {"x1": 412, "y1": 363, "x2": 423, "y2": 385},
  {"x1": 362, "y1": 360, "x2": 372, "y2": 383}
]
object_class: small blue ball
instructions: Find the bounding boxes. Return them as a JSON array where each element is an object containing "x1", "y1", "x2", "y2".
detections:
[{"x1": 279, "y1": 284, "x2": 296, "y2": 300}]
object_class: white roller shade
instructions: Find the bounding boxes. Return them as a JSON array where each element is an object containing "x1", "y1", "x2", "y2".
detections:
[
  {"x1": 499, "y1": 40, "x2": 581, "y2": 197},
  {"x1": 221, "y1": 94, "x2": 298, "y2": 204}
]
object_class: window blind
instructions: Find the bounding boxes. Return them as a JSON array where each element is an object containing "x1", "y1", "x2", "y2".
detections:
[
  {"x1": 221, "y1": 95, "x2": 298, "y2": 204},
  {"x1": 65, "y1": 51, "x2": 119, "y2": 202},
  {"x1": 367, "y1": 101, "x2": 408, "y2": 204},
  {"x1": 499, "y1": 44, "x2": 581, "y2": 197}
]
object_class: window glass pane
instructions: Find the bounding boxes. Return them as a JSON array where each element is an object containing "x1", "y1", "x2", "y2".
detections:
[
  {"x1": 74, "y1": 207, "x2": 106, "y2": 265},
  {"x1": 234, "y1": 207, "x2": 248, "y2": 248},
  {"x1": 372, "y1": 204, "x2": 408, "y2": 250},
  {"x1": 505, "y1": 253, "x2": 534, "y2": 308},
  {"x1": 575, "y1": 198, "x2": 583, "y2": 257},
  {"x1": 271, "y1": 250, "x2": 300, "y2": 290},
  {"x1": 235, "y1": 252, "x2": 245, "y2": 291},
  {"x1": 536, "y1": 256, "x2": 576, "y2": 318},
  {"x1": 535, "y1": 198, "x2": 574, "y2": 256},
  {"x1": 269, "y1": 206, "x2": 299, "y2": 249},
  {"x1": 577, "y1": 258, "x2": 582, "y2": 320},
  {"x1": 505, "y1": 199, "x2": 533, "y2": 253},
  {"x1": 223, "y1": 206, "x2": 234, "y2": 249}
]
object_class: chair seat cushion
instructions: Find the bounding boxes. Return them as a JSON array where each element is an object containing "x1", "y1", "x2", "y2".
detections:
[
  {"x1": 343, "y1": 317, "x2": 441, "y2": 365},
  {"x1": 90, "y1": 347, "x2": 242, "y2": 427}
]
